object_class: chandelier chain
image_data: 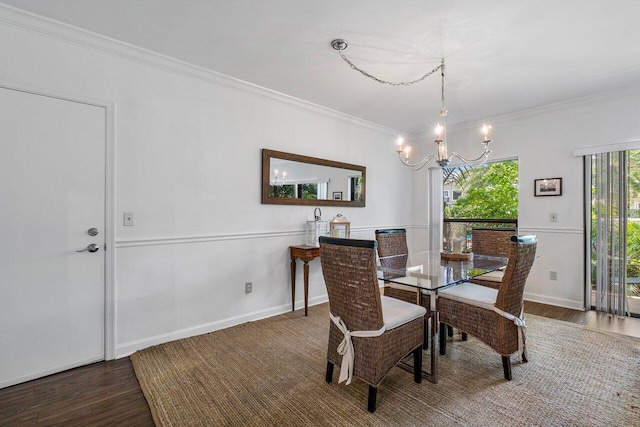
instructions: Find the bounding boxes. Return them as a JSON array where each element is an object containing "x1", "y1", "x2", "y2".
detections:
[
  {"x1": 440, "y1": 61, "x2": 446, "y2": 109},
  {"x1": 337, "y1": 50, "x2": 443, "y2": 87},
  {"x1": 330, "y1": 38, "x2": 492, "y2": 169}
]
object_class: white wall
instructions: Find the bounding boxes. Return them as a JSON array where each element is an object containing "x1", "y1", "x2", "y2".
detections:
[
  {"x1": 0, "y1": 8, "x2": 415, "y2": 356},
  {"x1": 6, "y1": 5, "x2": 640, "y2": 358},
  {"x1": 412, "y1": 86, "x2": 640, "y2": 310}
]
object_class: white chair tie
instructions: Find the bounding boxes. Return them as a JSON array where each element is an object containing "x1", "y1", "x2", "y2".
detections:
[
  {"x1": 493, "y1": 307, "x2": 527, "y2": 361},
  {"x1": 330, "y1": 313, "x2": 386, "y2": 385}
]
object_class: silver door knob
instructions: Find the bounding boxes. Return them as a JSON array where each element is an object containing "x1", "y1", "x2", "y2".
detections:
[{"x1": 77, "y1": 243, "x2": 100, "y2": 253}]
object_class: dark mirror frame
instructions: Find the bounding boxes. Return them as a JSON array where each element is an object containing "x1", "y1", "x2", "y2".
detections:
[{"x1": 261, "y1": 149, "x2": 366, "y2": 207}]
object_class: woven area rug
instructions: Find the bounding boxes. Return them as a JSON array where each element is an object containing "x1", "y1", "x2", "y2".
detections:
[{"x1": 131, "y1": 304, "x2": 640, "y2": 426}]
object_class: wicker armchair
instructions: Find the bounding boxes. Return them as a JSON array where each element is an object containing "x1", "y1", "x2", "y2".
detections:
[
  {"x1": 319, "y1": 236, "x2": 426, "y2": 413},
  {"x1": 375, "y1": 229, "x2": 431, "y2": 348},
  {"x1": 438, "y1": 235, "x2": 537, "y2": 380},
  {"x1": 470, "y1": 228, "x2": 517, "y2": 289}
]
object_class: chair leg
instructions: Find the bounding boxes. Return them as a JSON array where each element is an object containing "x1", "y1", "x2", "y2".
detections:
[
  {"x1": 423, "y1": 318, "x2": 429, "y2": 350},
  {"x1": 367, "y1": 386, "x2": 377, "y2": 413},
  {"x1": 447, "y1": 325, "x2": 454, "y2": 337},
  {"x1": 439, "y1": 322, "x2": 447, "y2": 355},
  {"x1": 502, "y1": 356, "x2": 512, "y2": 381},
  {"x1": 325, "y1": 361, "x2": 334, "y2": 383},
  {"x1": 461, "y1": 332, "x2": 468, "y2": 341},
  {"x1": 413, "y1": 346, "x2": 422, "y2": 383}
]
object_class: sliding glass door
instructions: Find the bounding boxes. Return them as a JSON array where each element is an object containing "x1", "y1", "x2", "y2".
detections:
[{"x1": 588, "y1": 150, "x2": 640, "y2": 317}]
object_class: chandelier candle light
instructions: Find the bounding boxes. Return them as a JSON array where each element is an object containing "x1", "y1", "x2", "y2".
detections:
[
  {"x1": 271, "y1": 169, "x2": 287, "y2": 185},
  {"x1": 331, "y1": 39, "x2": 493, "y2": 170}
]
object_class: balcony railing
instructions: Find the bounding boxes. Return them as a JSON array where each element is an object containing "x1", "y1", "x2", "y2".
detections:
[{"x1": 443, "y1": 218, "x2": 518, "y2": 253}]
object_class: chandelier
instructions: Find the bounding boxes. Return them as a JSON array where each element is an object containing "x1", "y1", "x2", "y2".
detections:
[
  {"x1": 271, "y1": 169, "x2": 287, "y2": 185},
  {"x1": 331, "y1": 39, "x2": 492, "y2": 170}
]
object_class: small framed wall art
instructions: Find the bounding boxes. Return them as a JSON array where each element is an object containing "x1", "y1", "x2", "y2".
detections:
[
  {"x1": 332, "y1": 191, "x2": 343, "y2": 201},
  {"x1": 534, "y1": 178, "x2": 562, "y2": 197}
]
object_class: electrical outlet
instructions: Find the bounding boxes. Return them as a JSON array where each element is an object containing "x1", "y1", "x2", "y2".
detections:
[
  {"x1": 550, "y1": 271, "x2": 558, "y2": 280},
  {"x1": 245, "y1": 282, "x2": 252, "y2": 294},
  {"x1": 550, "y1": 213, "x2": 558, "y2": 222},
  {"x1": 123, "y1": 212, "x2": 134, "y2": 226}
]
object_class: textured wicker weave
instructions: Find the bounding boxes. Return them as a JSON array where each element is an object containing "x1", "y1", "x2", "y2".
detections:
[
  {"x1": 472, "y1": 228, "x2": 517, "y2": 257},
  {"x1": 375, "y1": 229, "x2": 409, "y2": 281},
  {"x1": 470, "y1": 228, "x2": 517, "y2": 289},
  {"x1": 438, "y1": 235, "x2": 537, "y2": 365},
  {"x1": 375, "y1": 229, "x2": 431, "y2": 312},
  {"x1": 319, "y1": 237, "x2": 424, "y2": 399}
]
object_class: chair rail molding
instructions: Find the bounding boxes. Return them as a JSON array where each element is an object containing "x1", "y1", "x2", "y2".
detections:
[
  {"x1": 519, "y1": 227, "x2": 582, "y2": 235},
  {"x1": 114, "y1": 225, "x2": 417, "y2": 248}
]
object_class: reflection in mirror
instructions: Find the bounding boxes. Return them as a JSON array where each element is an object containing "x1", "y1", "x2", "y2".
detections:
[{"x1": 262, "y1": 149, "x2": 365, "y2": 207}]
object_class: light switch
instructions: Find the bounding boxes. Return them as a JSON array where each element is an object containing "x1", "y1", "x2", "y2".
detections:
[{"x1": 123, "y1": 212, "x2": 134, "y2": 226}]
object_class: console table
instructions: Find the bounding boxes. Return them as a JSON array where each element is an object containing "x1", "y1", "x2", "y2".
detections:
[{"x1": 289, "y1": 245, "x2": 320, "y2": 316}]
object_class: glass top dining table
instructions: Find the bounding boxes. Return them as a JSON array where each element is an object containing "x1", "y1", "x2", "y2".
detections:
[
  {"x1": 378, "y1": 251, "x2": 508, "y2": 383},
  {"x1": 378, "y1": 251, "x2": 508, "y2": 291}
]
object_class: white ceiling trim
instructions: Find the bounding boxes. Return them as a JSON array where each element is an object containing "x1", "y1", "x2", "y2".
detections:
[
  {"x1": 411, "y1": 80, "x2": 640, "y2": 142},
  {"x1": 0, "y1": 3, "x2": 400, "y2": 136}
]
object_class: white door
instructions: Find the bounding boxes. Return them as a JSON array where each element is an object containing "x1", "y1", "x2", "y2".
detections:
[{"x1": 0, "y1": 87, "x2": 106, "y2": 388}]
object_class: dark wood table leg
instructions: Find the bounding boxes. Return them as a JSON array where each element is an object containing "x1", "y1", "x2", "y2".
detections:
[
  {"x1": 290, "y1": 257, "x2": 296, "y2": 312},
  {"x1": 303, "y1": 261, "x2": 310, "y2": 316},
  {"x1": 289, "y1": 246, "x2": 320, "y2": 316}
]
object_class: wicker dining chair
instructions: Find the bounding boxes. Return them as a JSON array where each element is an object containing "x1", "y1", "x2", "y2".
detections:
[
  {"x1": 375, "y1": 229, "x2": 432, "y2": 303},
  {"x1": 470, "y1": 228, "x2": 517, "y2": 289},
  {"x1": 375, "y1": 229, "x2": 431, "y2": 348},
  {"x1": 319, "y1": 236, "x2": 426, "y2": 413},
  {"x1": 438, "y1": 235, "x2": 537, "y2": 380}
]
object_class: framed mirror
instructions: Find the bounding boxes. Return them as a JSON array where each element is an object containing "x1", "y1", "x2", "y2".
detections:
[{"x1": 261, "y1": 149, "x2": 366, "y2": 207}]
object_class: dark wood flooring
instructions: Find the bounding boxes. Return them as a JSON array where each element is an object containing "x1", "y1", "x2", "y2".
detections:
[
  {"x1": 524, "y1": 300, "x2": 640, "y2": 338},
  {"x1": 1, "y1": 302, "x2": 639, "y2": 426},
  {"x1": 0, "y1": 358, "x2": 154, "y2": 426}
]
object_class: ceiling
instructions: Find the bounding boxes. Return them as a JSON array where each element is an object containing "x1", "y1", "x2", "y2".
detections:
[{"x1": 4, "y1": 0, "x2": 640, "y2": 134}]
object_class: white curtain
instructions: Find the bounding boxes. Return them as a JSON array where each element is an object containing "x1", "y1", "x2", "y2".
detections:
[
  {"x1": 317, "y1": 182, "x2": 328, "y2": 200},
  {"x1": 591, "y1": 151, "x2": 628, "y2": 316}
]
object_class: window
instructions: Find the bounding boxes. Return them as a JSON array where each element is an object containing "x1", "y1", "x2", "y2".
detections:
[
  {"x1": 588, "y1": 150, "x2": 640, "y2": 317},
  {"x1": 443, "y1": 159, "x2": 518, "y2": 219},
  {"x1": 442, "y1": 159, "x2": 519, "y2": 251},
  {"x1": 349, "y1": 176, "x2": 363, "y2": 202}
]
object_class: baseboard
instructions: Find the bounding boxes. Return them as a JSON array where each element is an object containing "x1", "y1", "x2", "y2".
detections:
[
  {"x1": 524, "y1": 292, "x2": 585, "y2": 311},
  {"x1": 116, "y1": 290, "x2": 584, "y2": 358},
  {"x1": 0, "y1": 355, "x2": 103, "y2": 390},
  {"x1": 115, "y1": 295, "x2": 329, "y2": 358}
]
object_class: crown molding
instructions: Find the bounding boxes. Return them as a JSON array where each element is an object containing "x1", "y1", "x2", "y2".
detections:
[
  {"x1": 411, "y1": 81, "x2": 640, "y2": 140},
  {"x1": 0, "y1": 3, "x2": 399, "y2": 136}
]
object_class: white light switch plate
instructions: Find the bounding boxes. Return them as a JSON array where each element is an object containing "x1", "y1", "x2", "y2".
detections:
[{"x1": 124, "y1": 212, "x2": 134, "y2": 226}]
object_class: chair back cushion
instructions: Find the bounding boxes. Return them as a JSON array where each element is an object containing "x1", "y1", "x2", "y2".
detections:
[
  {"x1": 496, "y1": 235, "x2": 537, "y2": 315},
  {"x1": 319, "y1": 236, "x2": 384, "y2": 331}
]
